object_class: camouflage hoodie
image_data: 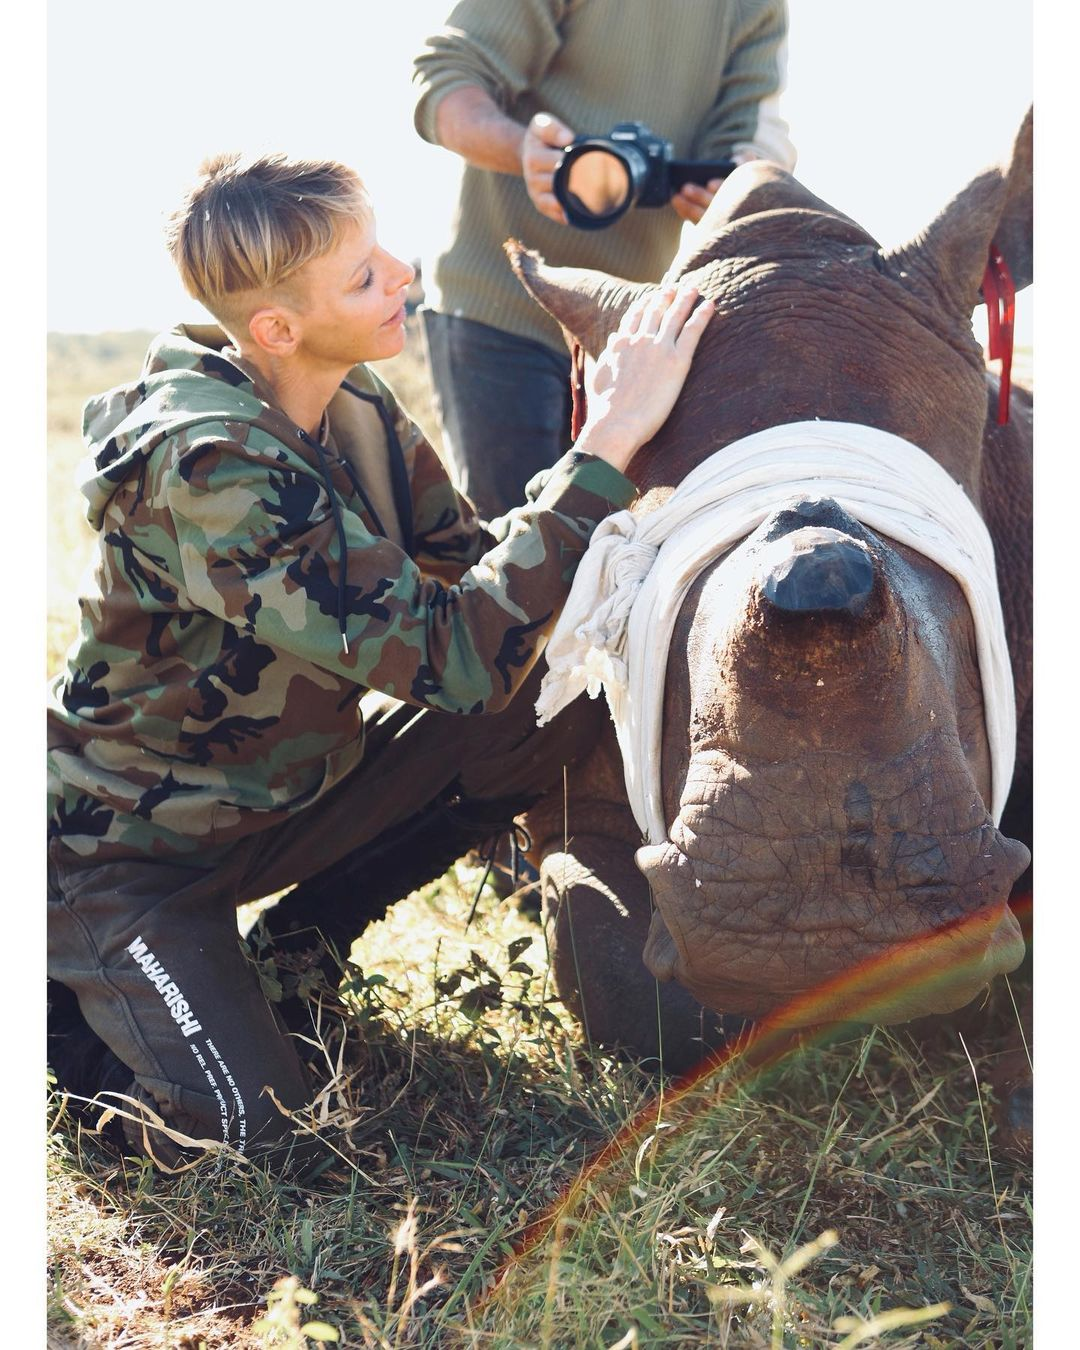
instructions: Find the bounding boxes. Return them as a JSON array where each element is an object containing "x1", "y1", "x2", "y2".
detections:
[{"x1": 47, "y1": 325, "x2": 635, "y2": 860}]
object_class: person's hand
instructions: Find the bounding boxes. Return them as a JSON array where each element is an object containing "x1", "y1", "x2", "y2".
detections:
[
  {"x1": 670, "y1": 177, "x2": 725, "y2": 224},
  {"x1": 575, "y1": 284, "x2": 715, "y2": 473},
  {"x1": 521, "y1": 112, "x2": 576, "y2": 224}
]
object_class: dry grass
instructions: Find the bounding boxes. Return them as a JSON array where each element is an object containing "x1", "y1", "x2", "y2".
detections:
[
  {"x1": 46, "y1": 329, "x2": 1033, "y2": 1348},
  {"x1": 48, "y1": 867, "x2": 1033, "y2": 1348}
]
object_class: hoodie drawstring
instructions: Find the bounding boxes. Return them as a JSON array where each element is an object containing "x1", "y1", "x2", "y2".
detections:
[
  {"x1": 298, "y1": 384, "x2": 411, "y2": 657},
  {"x1": 342, "y1": 381, "x2": 415, "y2": 558},
  {"x1": 300, "y1": 429, "x2": 352, "y2": 654}
]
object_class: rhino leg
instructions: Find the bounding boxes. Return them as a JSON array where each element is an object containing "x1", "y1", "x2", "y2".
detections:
[
  {"x1": 989, "y1": 1039, "x2": 1032, "y2": 1158},
  {"x1": 540, "y1": 836, "x2": 741, "y2": 1072},
  {"x1": 527, "y1": 725, "x2": 741, "y2": 1071}
]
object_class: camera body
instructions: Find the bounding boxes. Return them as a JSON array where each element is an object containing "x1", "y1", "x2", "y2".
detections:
[{"x1": 600, "y1": 121, "x2": 676, "y2": 208}]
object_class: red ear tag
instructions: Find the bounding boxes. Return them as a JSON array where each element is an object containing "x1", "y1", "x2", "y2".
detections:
[
  {"x1": 982, "y1": 242, "x2": 1015, "y2": 426},
  {"x1": 570, "y1": 339, "x2": 588, "y2": 440}
]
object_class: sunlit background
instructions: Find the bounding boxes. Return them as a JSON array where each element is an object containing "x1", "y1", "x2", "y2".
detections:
[{"x1": 48, "y1": 0, "x2": 1032, "y2": 343}]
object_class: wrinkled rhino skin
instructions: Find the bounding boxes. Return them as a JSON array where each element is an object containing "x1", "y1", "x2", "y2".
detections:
[{"x1": 513, "y1": 110, "x2": 1033, "y2": 1075}]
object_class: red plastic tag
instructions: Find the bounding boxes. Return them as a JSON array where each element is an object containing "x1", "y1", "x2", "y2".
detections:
[
  {"x1": 982, "y1": 243, "x2": 1015, "y2": 426},
  {"x1": 570, "y1": 340, "x2": 588, "y2": 440}
]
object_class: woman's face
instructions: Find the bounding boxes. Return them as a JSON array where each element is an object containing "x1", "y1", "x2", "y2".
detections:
[{"x1": 290, "y1": 214, "x2": 415, "y2": 368}]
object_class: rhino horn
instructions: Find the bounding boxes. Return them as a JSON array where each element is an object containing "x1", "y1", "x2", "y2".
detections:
[
  {"x1": 879, "y1": 106, "x2": 1032, "y2": 313},
  {"x1": 504, "y1": 239, "x2": 654, "y2": 357},
  {"x1": 760, "y1": 527, "x2": 876, "y2": 619}
]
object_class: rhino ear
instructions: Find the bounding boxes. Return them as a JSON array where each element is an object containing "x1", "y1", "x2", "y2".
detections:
[
  {"x1": 504, "y1": 239, "x2": 654, "y2": 357},
  {"x1": 988, "y1": 106, "x2": 1033, "y2": 290},
  {"x1": 879, "y1": 106, "x2": 1032, "y2": 314}
]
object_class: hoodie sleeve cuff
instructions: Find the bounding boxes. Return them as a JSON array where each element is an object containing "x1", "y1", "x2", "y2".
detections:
[{"x1": 533, "y1": 449, "x2": 638, "y2": 514}]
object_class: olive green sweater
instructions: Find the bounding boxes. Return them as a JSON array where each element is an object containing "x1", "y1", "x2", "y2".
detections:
[{"x1": 413, "y1": 0, "x2": 795, "y2": 352}]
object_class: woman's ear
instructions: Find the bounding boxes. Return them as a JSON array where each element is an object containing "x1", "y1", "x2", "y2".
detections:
[{"x1": 247, "y1": 305, "x2": 302, "y2": 358}]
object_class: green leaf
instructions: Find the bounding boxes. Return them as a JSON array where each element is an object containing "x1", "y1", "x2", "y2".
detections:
[
  {"x1": 436, "y1": 971, "x2": 464, "y2": 996},
  {"x1": 297, "y1": 969, "x2": 324, "y2": 1000},
  {"x1": 459, "y1": 985, "x2": 501, "y2": 1020},
  {"x1": 259, "y1": 973, "x2": 284, "y2": 1002},
  {"x1": 628, "y1": 1307, "x2": 667, "y2": 1335},
  {"x1": 507, "y1": 936, "x2": 532, "y2": 962}
]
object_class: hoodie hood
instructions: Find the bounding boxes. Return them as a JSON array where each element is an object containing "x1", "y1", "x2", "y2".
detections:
[
  {"x1": 78, "y1": 323, "x2": 414, "y2": 655},
  {"x1": 79, "y1": 325, "x2": 269, "y2": 531}
]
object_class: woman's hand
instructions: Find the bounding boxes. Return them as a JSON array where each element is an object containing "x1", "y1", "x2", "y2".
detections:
[{"x1": 575, "y1": 284, "x2": 714, "y2": 473}]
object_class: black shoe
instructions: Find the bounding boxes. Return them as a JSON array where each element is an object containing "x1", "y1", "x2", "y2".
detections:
[
  {"x1": 464, "y1": 838, "x2": 541, "y2": 912},
  {"x1": 462, "y1": 817, "x2": 541, "y2": 920},
  {"x1": 47, "y1": 980, "x2": 134, "y2": 1146}
]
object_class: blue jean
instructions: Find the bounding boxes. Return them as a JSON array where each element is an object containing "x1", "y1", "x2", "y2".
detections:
[{"x1": 421, "y1": 310, "x2": 573, "y2": 521}]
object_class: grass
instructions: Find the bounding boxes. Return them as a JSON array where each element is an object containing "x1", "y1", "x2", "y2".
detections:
[{"x1": 46, "y1": 327, "x2": 1033, "y2": 1348}]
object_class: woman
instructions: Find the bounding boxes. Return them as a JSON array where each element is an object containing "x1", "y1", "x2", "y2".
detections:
[{"x1": 47, "y1": 151, "x2": 712, "y2": 1171}]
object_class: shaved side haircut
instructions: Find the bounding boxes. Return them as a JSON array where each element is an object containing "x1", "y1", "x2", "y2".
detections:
[{"x1": 165, "y1": 152, "x2": 371, "y2": 329}]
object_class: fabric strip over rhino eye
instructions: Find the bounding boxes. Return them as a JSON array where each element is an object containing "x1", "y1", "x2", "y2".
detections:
[{"x1": 535, "y1": 419, "x2": 1015, "y2": 843}]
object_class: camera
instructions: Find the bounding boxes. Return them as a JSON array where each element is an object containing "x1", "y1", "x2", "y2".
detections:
[{"x1": 552, "y1": 121, "x2": 736, "y2": 230}]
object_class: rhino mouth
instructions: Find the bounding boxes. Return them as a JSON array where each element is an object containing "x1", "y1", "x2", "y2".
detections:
[{"x1": 636, "y1": 739, "x2": 1029, "y2": 1025}]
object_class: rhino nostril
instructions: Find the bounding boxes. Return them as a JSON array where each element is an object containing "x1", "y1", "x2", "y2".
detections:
[{"x1": 761, "y1": 530, "x2": 875, "y2": 617}]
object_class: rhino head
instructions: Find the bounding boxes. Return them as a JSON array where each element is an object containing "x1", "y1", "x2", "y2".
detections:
[{"x1": 510, "y1": 110, "x2": 1032, "y2": 1027}]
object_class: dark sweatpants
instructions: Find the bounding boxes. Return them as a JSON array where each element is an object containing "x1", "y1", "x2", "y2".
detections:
[
  {"x1": 47, "y1": 676, "x2": 600, "y2": 1169},
  {"x1": 421, "y1": 310, "x2": 573, "y2": 521}
]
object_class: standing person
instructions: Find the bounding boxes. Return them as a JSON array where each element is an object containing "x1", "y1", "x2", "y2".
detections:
[
  {"x1": 46, "y1": 152, "x2": 712, "y2": 1173},
  {"x1": 413, "y1": 0, "x2": 795, "y2": 519}
]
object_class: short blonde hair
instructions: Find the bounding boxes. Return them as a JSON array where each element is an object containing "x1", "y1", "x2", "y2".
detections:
[{"x1": 165, "y1": 152, "x2": 370, "y2": 323}]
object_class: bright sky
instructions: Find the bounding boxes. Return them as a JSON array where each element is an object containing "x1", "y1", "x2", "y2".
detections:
[{"x1": 48, "y1": 0, "x2": 1033, "y2": 341}]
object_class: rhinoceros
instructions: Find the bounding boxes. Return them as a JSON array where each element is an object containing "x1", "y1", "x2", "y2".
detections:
[{"x1": 507, "y1": 110, "x2": 1033, "y2": 1071}]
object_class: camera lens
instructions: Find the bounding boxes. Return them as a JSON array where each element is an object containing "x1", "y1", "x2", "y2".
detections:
[
  {"x1": 564, "y1": 150, "x2": 631, "y2": 219},
  {"x1": 554, "y1": 141, "x2": 646, "y2": 230}
]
